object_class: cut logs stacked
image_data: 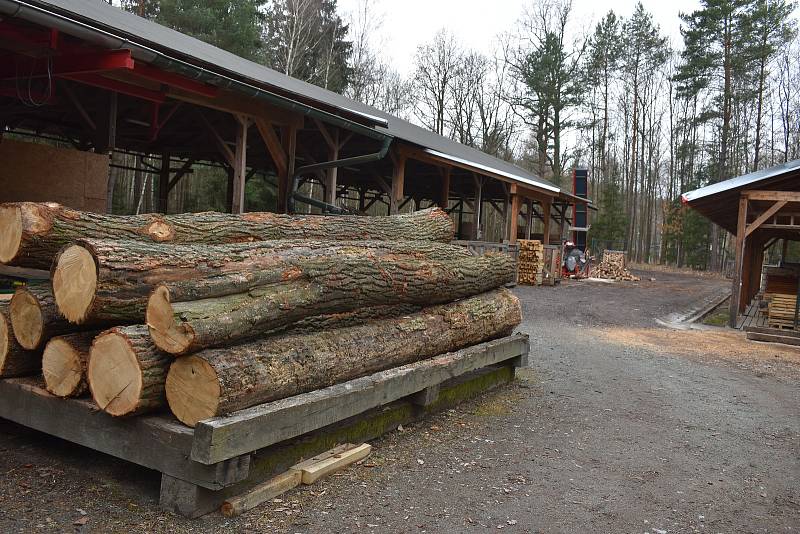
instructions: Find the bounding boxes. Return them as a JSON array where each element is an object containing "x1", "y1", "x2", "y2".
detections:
[
  {"x1": 517, "y1": 240, "x2": 544, "y2": 285},
  {"x1": 591, "y1": 250, "x2": 640, "y2": 281},
  {"x1": 0, "y1": 202, "x2": 521, "y2": 427}
]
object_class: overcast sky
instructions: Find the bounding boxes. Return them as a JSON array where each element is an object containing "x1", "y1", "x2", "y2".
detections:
[{"x1": 337, "y1": 0, "x2": 703, "y2": 75}]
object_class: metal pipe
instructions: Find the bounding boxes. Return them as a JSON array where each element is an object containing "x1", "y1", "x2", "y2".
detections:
[{"x1": 289, "y1": 136, "x2": 393, "y2": 215}]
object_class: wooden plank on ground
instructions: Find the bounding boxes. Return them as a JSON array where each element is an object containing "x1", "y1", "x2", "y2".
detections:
[
  {"x1": 0, "y1": 378, "x2": 249, "y2": 489},
  {"x1": 190, "y1": 334, "x2": 529, "y2": 465},
  {"x1": 746, "y1": 331, "x2": 800, "y2": 346},
  {"x1": 292, "y1": 443, "x2": 371, "y2": 484},
  {"x1": 220, "y1": 470, "x2": 302, "y2": 517}
]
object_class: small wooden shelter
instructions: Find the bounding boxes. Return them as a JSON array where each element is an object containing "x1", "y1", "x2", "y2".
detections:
[{"x1": 682, "y1": 159, "x2": 800, "y2": 327}]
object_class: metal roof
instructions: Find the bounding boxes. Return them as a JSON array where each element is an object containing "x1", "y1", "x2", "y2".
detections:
[
  {"x1": 682, "y1": 159, "x2": 800, "y2": 203},
  {"x1": 1, "y1": 0, "x2": 579, "y2": 200}
]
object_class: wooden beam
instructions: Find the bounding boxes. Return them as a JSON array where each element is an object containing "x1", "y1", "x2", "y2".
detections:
[
  {"x1": 279, "y1": 125, "x2": 297, "y2": 213},
  {"x1": 373, "y1": 175, "x2": 392, "y2": 195},
  {"x1": 542, "y1": 199, "x2": 552, "y2": 245},
  {"x1": 745, "y1": 200, "x2": 788, "y2": 237},
  {"x1": 325, "y1": 128, "x2": 339, "y2": 205},
  {"x1": 439, "y1": 166, "x2": 451, "y2": 209},
  {"x1": 198, "y1": 112, "x2": 235, "y2": 167},
  {"x1": 158, "y1": 152, "x2": 170, "y2": 213},
  {"x1": 167, "y1": 158, "x2": 196, "y2": 193},
  {"x1": 742, "y1": 190, "x2": 800, "y2": 202},
  {"x1": 312, "y1": 117, "x2": 336, "y2": 149},
  {"x1": 473, "y1": 174, "x2": 483, "y2": 240},
  {"x1": 729, "y1": 196, "x2": 749, "y2": 327},
  {"x1": 94, "y1": 90, "x2": 117, "y2": 154},
  {"x1": 231, "y1": 114, "x2": 249, "y2": 214},
  {"x1": 509, "y1": 193, "x2": 521, "y2": 244},
  {"x1": 254, "y1": 118, "x2": 287, "y2": 178},
  {"x1": 390, "y1": 152, "x2": 406, "y2": 215},
  {"x1": 169, "y1": 88, "x2": 304, "y2": 129},
  {"x1": 524, "y1": 199, "x2": 533, "y2": 240}
]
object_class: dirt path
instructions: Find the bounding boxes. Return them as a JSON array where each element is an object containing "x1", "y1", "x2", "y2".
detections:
[{"x1": 0, "y1": 271, "x2": 798, "y2": 533}]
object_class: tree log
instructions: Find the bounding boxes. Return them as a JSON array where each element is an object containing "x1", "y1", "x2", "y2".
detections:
[
  {"x1": 84, "y1": 303, "x2": 422, "y2": 417},
  {"x1": 51, "y1": 238, "x2": 473, "y2": 324},
  {"x1": 87, "y1": 325, "x2": 171, "y2": 417},
  {"x1": 0, "y1": 202, "x2": 454, "y2": 268},
  {"x1": 10, "y1": 285, "x2": 81, "y2": 350},
  {"x1": 0, "y1": 304, "x2": 40, "y2": 377},
  {"x1": 42, "y1": 331, "x2": 101, "y2": 397},
  {"x1": 148, "y1": 251, "x2": 515, "y2": 355},
  {"x1": 166, "y1": 289, "x2": 521, "y2": 427}
]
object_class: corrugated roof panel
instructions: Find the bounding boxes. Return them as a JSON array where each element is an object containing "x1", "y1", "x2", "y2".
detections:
[{"x1": 682, "y1": 159, "x2": 800, "y2": 203}]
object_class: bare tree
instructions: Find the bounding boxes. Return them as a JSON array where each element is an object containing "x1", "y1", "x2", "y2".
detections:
[{"x1": 412, "y1": 29, "x2": 461, "y2": 136}]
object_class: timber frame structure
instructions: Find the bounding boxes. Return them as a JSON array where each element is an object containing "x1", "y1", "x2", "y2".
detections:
[
  {"x1": 0, "y1": 0, "x2": 589, "y2": 244},
  {"x1": 682, "y1": 159, "x2": 800, "y2": 327}
]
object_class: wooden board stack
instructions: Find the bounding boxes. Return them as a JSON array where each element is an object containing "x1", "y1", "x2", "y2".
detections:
[
  {"x1": 517, "y1": 239, "x2": 544, "y2": 285},
  {"x1": 592, "y1": 250, "x2": 640, "y2": 281},
  {"x1": 0, "y1": 202, "x2": 522, "y2": 428}
]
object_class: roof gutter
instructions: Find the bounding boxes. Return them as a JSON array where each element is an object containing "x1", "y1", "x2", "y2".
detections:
[{"x1": 0, "y1": 0, "x2": 389, "y2": 142}]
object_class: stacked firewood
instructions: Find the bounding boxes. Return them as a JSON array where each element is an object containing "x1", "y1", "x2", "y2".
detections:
[
  {"x1": 517, "y1": 240, "x2": 544, "y2": 286},
  {"x1": 591, "y1": 250, "x2": 640, "y2": 281},
  {"x1": 0, "y1": 202, "x2": 521, "y2": 426}
]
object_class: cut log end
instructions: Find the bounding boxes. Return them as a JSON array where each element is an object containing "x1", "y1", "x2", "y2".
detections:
[
  {"x1": 42, "y1": 337, "x2": 83, "y2": 397},
  {"x1": 53, "y1": 245, "x2": 97, "y2": 323},
  {"x1": 146, "y1": 285, "x2": 194, "y2": 355},
  {"x1": 9, "y1": 289, "x2": 44, "y2": 350},
  {"x1": 165, "y1": 355, "x2": 220, "y2": 427},
  {"x1": 0, "y1": 205, "x2": 22, "y2": 264},
  {"x1": 144, "y1": 220, "x2": 174, "y2": 242},
  {"x1": 88, "y1": 331, "x2": 143, "y2": 416}
]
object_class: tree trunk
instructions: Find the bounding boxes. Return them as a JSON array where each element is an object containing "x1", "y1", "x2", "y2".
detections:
[
  {"x1": 0, "y1": 305, "x2": 40, "y2": 377},
  {"x1": 147, "y1": 250, "x2": 515, "y2": 356},
  {"x1": 51, "y1": 239, "x2": 474, "y2": 324},
  {"x1": 0, "y1": 203, "x2": 455, "y2": 268},
  {"x1": 166, "y1": 288, "x2": 521, "y2": 427},
  {"x1": 42, "y1": 331, "x2": 100, "y2": 397},
  {"x1": 9, "y1": 285, "x2": 88, "y2": 350},
  {"x1": 87, "y1": 325, "x2": 171, "y2": 417}
]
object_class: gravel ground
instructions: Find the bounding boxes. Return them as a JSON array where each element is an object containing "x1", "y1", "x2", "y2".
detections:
[{"x1": 0, "y1": 270, "x2": 798, "y2": 533}]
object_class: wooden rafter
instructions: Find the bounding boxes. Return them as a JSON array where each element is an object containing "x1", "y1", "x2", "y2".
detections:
[
  {"x1": 197, "y1": 112, "x2": 234, "y2": 166},
  {"x1": 743, "y1": 190, "x2": 800, "y2": 202},
  {"x1": 254, "y1": 118, "x2": 287, "y2": 177},
  {"x1": 745, "y1": 200, "x2": 788, "y2": 237}
]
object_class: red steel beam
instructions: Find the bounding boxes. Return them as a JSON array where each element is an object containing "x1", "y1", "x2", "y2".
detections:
[
  {"x1": 132, "y1": 63, "x2": 218, "y2": 98},
  {"x1": 61, "y1": 73, "x2": 166, "y2": 103},
  {"x1": 0, "y1": 49, "x2": 134, "y2": 80}
]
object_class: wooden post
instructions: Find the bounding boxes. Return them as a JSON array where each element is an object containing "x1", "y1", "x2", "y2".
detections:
[
  {"x1": 524, "y1": 199, "x2": 533, "y2": 240},
  {"x1": 509, "y1": 191, "x2": 521, "y2": 244},
  {"x1": 390, "y1": 154, "x2": 406, "y2": 215},
  {"x1": 279, "y1": 125, "x2": 297, "y2": 214},
  {"x1": 158, "y1": 152, "x2": 170, "y2": 214},
  {"x1": 542, "y1": 200, "x2": 552, "y2": 245},
  {"x1": 225, "y1": 166, "x2": 234, "y2": 212},
  {"x1": 440, "y1": 167, "x2": 451, "y2": 209},
  {"x1": 782, "y1": 238, "x2": 789, "y2": 265},
  {"x1": 558, "y1": 204, "x2": 566, "y2": 244},
  {"x1": 472, "y1": 175, "x2": 483, "y2": 240},
  {"x1": 231, "y1": 115, "x2": 249, "y2": 214},
  {"x1": 325, "y1": 129, "x2": 339, "y2": 206},
  {"x1": 729, "y1": 195, "x2": 748, "y2": 328}
]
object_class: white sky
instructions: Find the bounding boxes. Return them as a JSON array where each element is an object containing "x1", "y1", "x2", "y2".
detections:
[{"x1": 337, "y1": 0, "x2": 703, "y2": 76}]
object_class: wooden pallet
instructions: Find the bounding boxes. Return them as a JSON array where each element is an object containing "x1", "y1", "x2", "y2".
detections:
[{"x1": 0, "y1": 334, "x2": 529, "y2": 518}]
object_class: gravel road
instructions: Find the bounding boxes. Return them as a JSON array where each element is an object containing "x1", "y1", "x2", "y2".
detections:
[{"x1": 0, "y1": 270, "x2": 798, "y2": 533}]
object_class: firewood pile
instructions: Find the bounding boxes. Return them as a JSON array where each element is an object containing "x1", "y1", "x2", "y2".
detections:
[
  {"x1": 591, "y1": 250, "x2": 640, "y2": 281},
  {"x1": 517, "y1": 239, "x2": 544, "y2": 285},
  {"x1": 0, "y1": 202, "x2": 521, "y2": 426}
]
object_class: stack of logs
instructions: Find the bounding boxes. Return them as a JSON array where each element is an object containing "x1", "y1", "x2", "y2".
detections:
[
  {"x1": 592, "y1": 250, "x2": 640, "y2": 281},
  {"x1": 0, "y1": 202, "x2": 521, "y2": 427},
  {"x1": 517, "y1": 240, "x2": 544, "y2": 286}
]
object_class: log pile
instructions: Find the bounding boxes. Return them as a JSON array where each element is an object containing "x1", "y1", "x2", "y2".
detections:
[
  {"x1": 591, "y1": 250, "x2": 640, "y2": 281},
  {"x1": 0, "y1": 202, "x2": 520, "y2": 426},
  {"x1": 517, "y1": 240, "x2": 544, "y2": 286}
]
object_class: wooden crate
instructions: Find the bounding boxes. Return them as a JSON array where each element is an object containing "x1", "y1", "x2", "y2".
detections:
[
  {"x1": 767, "y1": 294, "x2": 799, "y2": 330},
  {"x1": 0, "y1": 334, "x2": 529, "y2": 518}
]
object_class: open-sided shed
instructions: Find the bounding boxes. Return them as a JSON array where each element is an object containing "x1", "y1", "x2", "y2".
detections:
[
  {"x1": 682, "y1": 159, "x2": 800, "y2": 327},
  {"x1": 0, "y1": 0, "x2": 588, "y2": 245}
]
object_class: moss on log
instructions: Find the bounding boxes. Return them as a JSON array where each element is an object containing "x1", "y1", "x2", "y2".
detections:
[
  {"x1": 0, "y1": 202, "x2": 454, "y2": 268},
  {"x1": 166, "y1": 289, "x2": 521, "y2": 426}
]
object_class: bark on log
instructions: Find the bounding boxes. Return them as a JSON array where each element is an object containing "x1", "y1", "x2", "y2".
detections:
[
  {"x1": 148, "y1": 251, "x2": 515, "y2": 355},
  {"x1": 0, "y1": 202, "x2": 454, "y2": 268},
  {"x1": 10, "y1": 285, "x2": 80, "y2": 350},
  {"x1": 83, "y1": 304, "x2": 421, "y2": 417},
  {"x1": 42, "y1": 331, "x2": 101, "y2": 397},
  {"x1": 166, "y1": 289, "x2": 521, "y2": 427},
  {"x1": 87, "y1": 325, "x2": 171, "y2": 417},
  {"x1": 0, "y1": 304, "x2": 41, "y2": 377},
  {"x1": 51, "y1": 238, "x2": 473, "y2": 324}
]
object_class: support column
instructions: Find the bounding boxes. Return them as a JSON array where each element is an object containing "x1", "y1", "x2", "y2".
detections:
[
  {"x1": 524, "y1": 199, "x2": 533, "y2": 240},
  {"x1": 325, "y1": 129, "x2": 339, "y2": 206},
  {"x1": 390, "y1": 153, "x2": 406, "y2": 215},
  {"x1": 729, "y1": 195, "x2": 749, "y2": 327},
  {"x1": 279, "y1": 125, "x2": 297, "y2": 214},
  {"x1": 100, "y1": 91, "x2": 118, "y2": 213},
  {"x1": 440, "y1": 167, "x2": 451, "y2": 209},
  {"x1": 472, "y1": 175, "x2": 483, "y2": 240},
  {"x1": 231, "y1": 115, "x2": 249, "y2": 214},
  {"x1": 509, "y1": 191, "x2": 521, "y2": 244},
  {"x1": 158, "y1": 152, "x2": 170, "y2": 214},
  {"x1": 542, "y1": 199, "x2": 552, "y2": 245}
]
